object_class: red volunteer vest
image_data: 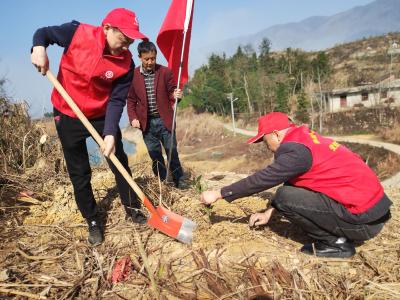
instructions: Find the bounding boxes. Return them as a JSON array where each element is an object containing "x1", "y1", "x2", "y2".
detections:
[
  {"x1": 284, "y1": 126, "x2": 384, "y2": 214},
  {"x1": 51, "y1": 23, "x2": 132, "y2": 119}
]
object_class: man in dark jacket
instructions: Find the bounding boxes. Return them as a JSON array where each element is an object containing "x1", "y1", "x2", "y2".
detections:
[
  {"x1": 127, "y1": 41, "x2": 184, "y2": 187},
  {"x1": 31, "y1": 8, "x2": 147, "y2": 246},
  {"x1": 200, "y1": 112, "x2": 391, "y2": 258}
]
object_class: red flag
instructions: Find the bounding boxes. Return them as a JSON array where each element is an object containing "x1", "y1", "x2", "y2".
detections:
[{"x1": 157, "y1": 0, "x2": 194, "y2": 88}]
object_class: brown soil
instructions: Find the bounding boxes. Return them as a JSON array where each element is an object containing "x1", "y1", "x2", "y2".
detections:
[{"x1": 1, "y1": 112, "x2": 400, "y2": 299}]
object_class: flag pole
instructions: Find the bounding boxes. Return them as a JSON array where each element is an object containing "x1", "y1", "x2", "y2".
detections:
[{"x1": 166, "y1": 0, "x2": 193, "y2": 185}]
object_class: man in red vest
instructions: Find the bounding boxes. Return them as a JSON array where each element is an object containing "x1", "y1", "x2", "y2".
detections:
[
  {"x1": 127, "y1": 41, "x2": 185, "y2": 188},
  {"x1": 200, "y1": 112, "x2": 391, "y2": 258},
  {"x1": 31, "y1": 8, "x2": 148, "y2": 246}
]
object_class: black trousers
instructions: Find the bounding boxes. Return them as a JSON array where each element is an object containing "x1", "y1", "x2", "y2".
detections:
[
  {"x1": 54, "y1": 109, "x2": 140, "y2": 220},
  {"x1": 272, "y1": 185, "x2": 390, "y2": 243}
]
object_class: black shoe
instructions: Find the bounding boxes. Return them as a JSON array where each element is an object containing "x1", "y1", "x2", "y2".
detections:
[
  {"x1": 175, "y1": 178, "x2": 189, "y2": 189},
  {"x1": 87, "y1": 219, "x2": 104, "y2": 246},
  {"x1": 301, "y1": 237, "x2": 356, "y2": 258},
  {"x1": 124, "y1": 206, "x2": 147, "y2": 224}
]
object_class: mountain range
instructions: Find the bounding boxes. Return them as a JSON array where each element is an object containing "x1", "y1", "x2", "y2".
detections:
[{"x1": 191, "y1": 0, "x2": 400, "y2": 69}]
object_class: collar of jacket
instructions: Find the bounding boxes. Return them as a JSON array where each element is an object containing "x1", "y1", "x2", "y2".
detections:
[{"x1": 140, "y1": 64, "x2": 156, "y2": 75}]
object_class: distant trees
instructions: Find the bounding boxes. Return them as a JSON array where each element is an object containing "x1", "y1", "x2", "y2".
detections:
[
  {"x1": 0, "y1": 76, "x2": 7, "y2": 98},
  {"x1": 183, "y1": 37, "x2": 332, "y2": 123},
  {"x1": 295, "y1": 89, "x2": 309, "y2": 123},
  {"x1": 275, "y1": 82, "x2": 289, "y2": 113}
]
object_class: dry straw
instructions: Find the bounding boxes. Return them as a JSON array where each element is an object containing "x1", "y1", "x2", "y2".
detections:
[{"x1": 0, "y1": 107, "x2": 399, "y2": 299}]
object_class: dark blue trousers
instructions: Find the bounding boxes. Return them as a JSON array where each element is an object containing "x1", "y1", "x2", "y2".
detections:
[{"x1": 143, "y1": 117, "x2": 183, "y2": 185}]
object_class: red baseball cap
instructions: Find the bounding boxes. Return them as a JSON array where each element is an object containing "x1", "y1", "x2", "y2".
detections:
[
  {"x1": 247, "y1": 112, "x2": 292, "y2": 144},
  {"x1": 102, "y1": 8, "x2": 148, "y2": 40}
]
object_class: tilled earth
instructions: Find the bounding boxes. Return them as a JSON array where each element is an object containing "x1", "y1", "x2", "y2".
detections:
[
  {"x1": 1, "y1": 125, "x2": 400, "y2": 299},
  {"x1": 1, "y1": 164, "x2": 400, "y2": 299}
]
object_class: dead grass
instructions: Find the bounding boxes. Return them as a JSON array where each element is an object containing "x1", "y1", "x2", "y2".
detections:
[
  {"x1": 379, "y1": 122, "x2": 400, "y2": 145},
  {"x1": 1, "y1": 109, "x2": 400, "y2": 299},
  {"x1": 175, "y1": 108, "x2": 273, "y2": 175},
  {"x1": 1, "y1": 165, "x2": 399, "y2": 299},
  {"x1": 0, "y1": 97, "x2": 65, "y2": 212},
  {"x1": 176, "y1": 108, "x2": 227, "y2": 145},
  {"x1": 0, "y1": 98, "x2": 41, "y2": 173},
  {"x1": 376, "y1": 152, "x2": 400, "y2": 180},
  {"x1": 34, "y1": 117, "x2": 58, "y2": 137},
  {"x1": 342, "y1": 142, "x2": 400, "y2": 181},
  {"x1": 327, "y1": 32, "x2": 400, "y2": 88}
]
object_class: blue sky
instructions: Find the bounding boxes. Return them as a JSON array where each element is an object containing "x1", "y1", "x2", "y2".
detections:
[{"x1": 0, "y1": 0, "x2": 374, "y2": 121}]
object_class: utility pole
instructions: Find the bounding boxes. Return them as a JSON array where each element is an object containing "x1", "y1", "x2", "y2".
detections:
[
  {"x1": 243, "y1": 74, "x2": 253, "y2": 113},
  {"x1": 227, "y1": 93, "x2": 239, "y2": 136}
]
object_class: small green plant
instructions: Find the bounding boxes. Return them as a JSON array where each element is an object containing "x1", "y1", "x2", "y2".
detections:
[
  {"x1": 200, "y1": 205, "x2": 213, "y2": 217},
  {"x1": 193, "y1": 175, "x2": 206, "y2": 193},
  {"x1": 156, "y1": 264, "x2": 166, "y2": 280}
]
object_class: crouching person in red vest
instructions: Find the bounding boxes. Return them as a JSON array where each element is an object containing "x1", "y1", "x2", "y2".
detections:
[
  {"x1": 31, "y1": 8, "x2": 148, "y2": 246},
  {"x1": 200, "y1": 112, "x2": 391, "y2": 258}
]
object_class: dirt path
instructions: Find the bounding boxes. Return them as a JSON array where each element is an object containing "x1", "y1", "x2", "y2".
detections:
[{"x1": 224, "y1": 124, "x2": 400, "y2": 188}]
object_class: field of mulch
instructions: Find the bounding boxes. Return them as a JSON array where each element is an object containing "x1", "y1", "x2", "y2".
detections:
[
  {"x1": 1, "y1": 108, "x2": 400, "y2": 299},
  {"x1": 0, "y1": 163, "x2": 399, "y2": 299}
]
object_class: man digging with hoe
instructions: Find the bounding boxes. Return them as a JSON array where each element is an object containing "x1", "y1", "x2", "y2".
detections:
[{"x1": 31, "y1": 8, "x2": 148, "y2": 246}]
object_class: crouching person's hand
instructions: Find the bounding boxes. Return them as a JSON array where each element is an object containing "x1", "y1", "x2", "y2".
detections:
[
  {"x1": 249, "y1": 207, "x2": 275, "y2": 227},
  {"x1": 200, "y1": 190, "x2": 222, "y2": 205}
]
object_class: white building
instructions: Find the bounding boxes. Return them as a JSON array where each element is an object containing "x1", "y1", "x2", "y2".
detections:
[{"x1": 324, "y1": 77, "x2": 400, "y2": 113}]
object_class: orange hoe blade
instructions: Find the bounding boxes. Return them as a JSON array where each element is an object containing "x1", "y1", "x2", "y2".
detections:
[
  {"x1": 143, "y1": 197, "x2": 196, "y2": 244},
  {"x1": 46, "y1": 70, "x2": 196, "y2": 244}
]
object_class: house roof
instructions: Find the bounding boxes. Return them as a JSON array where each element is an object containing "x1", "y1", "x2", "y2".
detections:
[{"x1": 330, "y1": 79, "x2": 400, "y2": 95}]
